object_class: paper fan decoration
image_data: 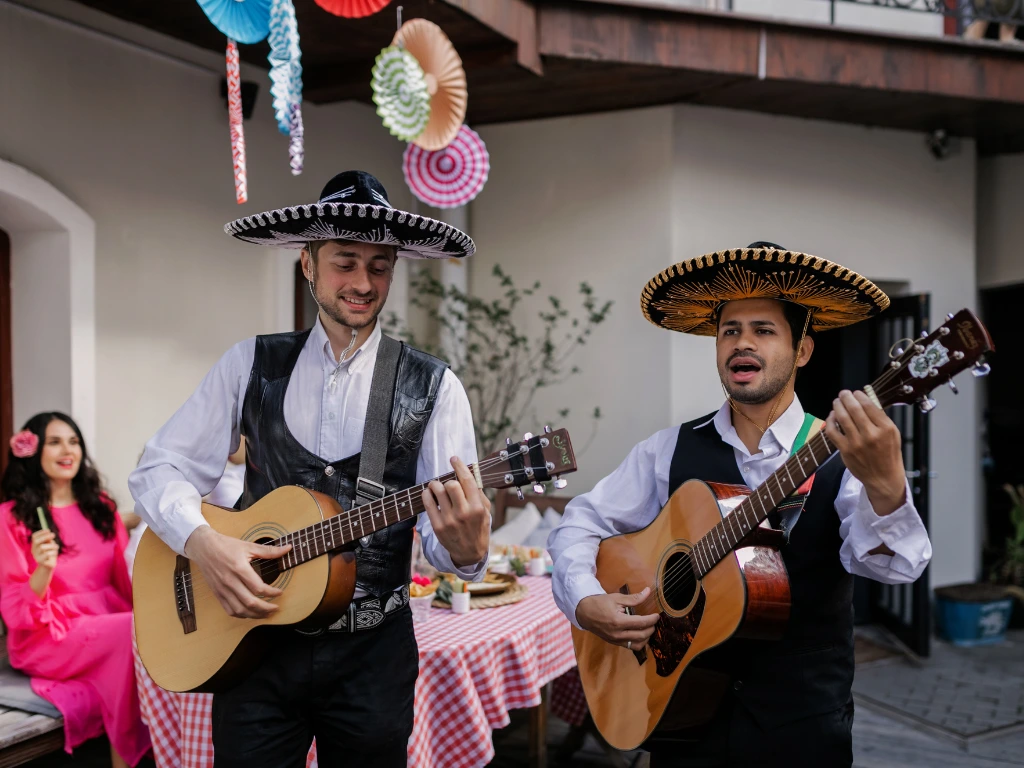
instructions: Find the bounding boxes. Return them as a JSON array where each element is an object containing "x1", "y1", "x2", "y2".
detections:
[
  {"x1": 226, "y1": 40, "x2": 248, "y2": 204},
  {"x1": 372, "y1": 47, "x2": 431, "y2": 142},
  {"x1": 196, "y1": 0, "x2": 271, "y2": 44},
  {"x1": 393, "y1": 19, "x2": 467, "y2": 151},
  {"x1": 403, "y1": 125, "x2": 489, "y2": 209},
  {"x1": 314, "y1": 0, "x2": 391, "y2": 17},
  {"x1": 288, "y1": 103, "x2": 304, "y2": 175}
]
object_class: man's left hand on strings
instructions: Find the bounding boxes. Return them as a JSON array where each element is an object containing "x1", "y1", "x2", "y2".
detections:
[
  {"x1": 824, "y1": 390, "x2": 907, "y2": 522},
  {"x1": 423, "y1": 457, "x2": 491, "y2": 568}
]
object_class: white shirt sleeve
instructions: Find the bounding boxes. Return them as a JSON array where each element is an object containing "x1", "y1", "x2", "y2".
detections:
[
  {"x1": 128, "y1": 339, "x2": 254, "y2": 556},
  {"x1": 414, "y1": 368, "x2": 487, "y2": 582},
  {"x1": 547, "y1": 429, "x2": 674, "y2": 629},
  {"x1": 836, "y1": 470, "x2": 932, "y2": 584}
]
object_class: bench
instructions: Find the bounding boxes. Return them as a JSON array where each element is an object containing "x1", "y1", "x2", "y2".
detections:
[{"x1": 0, "y1": 638, "x2": 63, "y2": 767}]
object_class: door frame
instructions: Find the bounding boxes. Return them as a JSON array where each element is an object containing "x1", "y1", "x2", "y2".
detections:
[{"x1": 0, "y1": 228, "x2": 11, "y2": 475}]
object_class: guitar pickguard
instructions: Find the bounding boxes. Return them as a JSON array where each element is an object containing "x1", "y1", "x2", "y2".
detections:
[{"x1": 648, "y1": 587, "x2": 706, "y2": 677}]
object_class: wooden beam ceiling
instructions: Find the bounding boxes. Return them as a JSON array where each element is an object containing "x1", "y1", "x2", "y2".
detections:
[{"x1": 67, "y1": 0, "x2": 1024, "y2": 154}]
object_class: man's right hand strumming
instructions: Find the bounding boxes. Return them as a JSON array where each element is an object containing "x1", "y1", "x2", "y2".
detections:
[
  {"x1": 184, "y1": 525, "x2": 292, "y2": 619},
  {"x1": 575, "y1": 588, "x2": 661, "y2": 650}
]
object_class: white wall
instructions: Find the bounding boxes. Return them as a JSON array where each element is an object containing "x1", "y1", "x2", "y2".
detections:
[
  {"x1": 475, "y1": 103, "x2": 980, "y2": 589},
  {"x1": 473, "y1": 108, "x2": 675, "y2": 490},
  {"x1": 977, "y1": 155, "x2": 1024, "y2": 289},
  {"x1": 10, "y1": 232, "x2": 72, "y2": 425},
  {"x1": 0, "y1": 1, "x2": 409, "y2": 504}
]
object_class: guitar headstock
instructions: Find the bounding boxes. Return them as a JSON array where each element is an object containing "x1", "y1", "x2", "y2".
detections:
[
  {"x1": 479, "y1": 427, "x2": 577, "y2": 495},
  {"x1": 872, "y1": 309, "x2": 994, "y2": 411}
]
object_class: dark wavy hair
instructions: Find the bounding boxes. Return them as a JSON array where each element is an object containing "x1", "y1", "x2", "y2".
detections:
[{"x1": 1, "y1": 412, "x2": 116, "y2": 550}]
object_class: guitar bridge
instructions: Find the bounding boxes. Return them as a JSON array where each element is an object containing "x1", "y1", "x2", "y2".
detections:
[
  {"x1": 174, "y1": 555, "x2": 197, "y2": 634},
  {"x1": 619, "y1": 584, "x2": 647, "y2": 665}
]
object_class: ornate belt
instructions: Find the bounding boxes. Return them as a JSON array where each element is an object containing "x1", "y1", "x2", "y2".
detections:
[{"x1": 295, "y1": 585, "x2": 410, "y2": 636}]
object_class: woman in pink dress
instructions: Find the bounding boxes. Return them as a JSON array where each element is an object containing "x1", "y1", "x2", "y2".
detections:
[{"x1": 0, "y1": 412, "x2": 151, "y2": 767}]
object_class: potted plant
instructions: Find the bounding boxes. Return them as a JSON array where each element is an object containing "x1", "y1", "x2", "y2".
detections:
[{"x1": 934, "y1": 484, "x2": 1024, "y2": 646}]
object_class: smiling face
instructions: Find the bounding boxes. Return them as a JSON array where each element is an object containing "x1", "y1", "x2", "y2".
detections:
[
  {"x1": 716, "y1": 299, "x2": 814, "y2": 405},
  {"x1": 301, "y1": 240, "x2": 396, "y2": 330},
  {"x1": 39, "y1": 418, "x2": 83, "y2": 484}
]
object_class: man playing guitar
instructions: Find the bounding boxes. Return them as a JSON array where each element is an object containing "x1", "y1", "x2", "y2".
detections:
[
  {"x1": 130, "y1": 171, "x2": 490, "y2": 767},
  {"x1": 548, "y1": 243, "x2": 932, "y2": 766}
]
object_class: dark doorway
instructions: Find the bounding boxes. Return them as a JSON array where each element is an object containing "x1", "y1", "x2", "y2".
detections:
[
  {"x1": 796, "y1": 293, "x2": 932, "y2": 657},
  {"x1": 980, "y1": 284, "x2": 1024, "y2": 581},
  {"x1": 1, "y1": 228, "x2": 11, "y2": 476}
]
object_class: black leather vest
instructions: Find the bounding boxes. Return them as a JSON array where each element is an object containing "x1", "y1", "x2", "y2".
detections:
[
  {"x1": 238, "y1": 329, "x2": 449, "y2": 596},
  {"x1": 668, "y1": 412, "x2": 854, "y2": 728}
]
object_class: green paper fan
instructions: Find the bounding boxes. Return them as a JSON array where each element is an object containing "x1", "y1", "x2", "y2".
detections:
[{"x1": 372, "y1": 46, "x2": 431, "y2": 142}]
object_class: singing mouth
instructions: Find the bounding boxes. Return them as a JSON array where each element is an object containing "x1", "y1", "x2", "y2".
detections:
[
  {"x1": 729, "y1": 357, "x2": 762, "y2": 383},
  {"x1": 56, "y1": 459, "x2": 75, "y2": 469}
]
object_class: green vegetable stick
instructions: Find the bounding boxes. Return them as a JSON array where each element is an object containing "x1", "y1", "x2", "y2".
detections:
[{"x1": 36, "y1": 507, "x2": 49, "y2": 532}]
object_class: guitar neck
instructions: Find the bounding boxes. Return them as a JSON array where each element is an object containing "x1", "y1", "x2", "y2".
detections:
[
  {"x1": 273, "y1": 473, "x2": 455, "y2": 570},
  {"x1": 690, "y1": 428, "x2": 837, "y2": 579}
]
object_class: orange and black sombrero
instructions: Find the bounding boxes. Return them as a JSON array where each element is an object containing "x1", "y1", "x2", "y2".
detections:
[{"x1": 640, "y1": 242, "x2": 889, "y2": 336}]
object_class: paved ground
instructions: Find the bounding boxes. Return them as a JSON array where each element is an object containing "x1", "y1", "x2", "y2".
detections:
[{"x1": 21, "y1": 631, "x2": 1024, "y2": 767}]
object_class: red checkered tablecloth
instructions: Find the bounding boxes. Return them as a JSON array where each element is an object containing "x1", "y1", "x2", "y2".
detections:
[{"x1": 135, "y1": 576, "x2": 577, "y2": 768}]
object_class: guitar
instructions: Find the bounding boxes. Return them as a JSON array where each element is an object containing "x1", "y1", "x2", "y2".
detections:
[
  {"x1": 134, "y1": 428, "x2": 576, "y2": 693},
  {"x1": 572, "y1": 309, "x2": 994, "y2": 750}
]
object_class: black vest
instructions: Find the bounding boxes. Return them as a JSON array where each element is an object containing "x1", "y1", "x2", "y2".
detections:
[
  {"x1": 669, "y1": 412, "x2": 855, "y2": 729},
  {"x1": 238, "y1": 330, "x2": 449, "y2": 596}
]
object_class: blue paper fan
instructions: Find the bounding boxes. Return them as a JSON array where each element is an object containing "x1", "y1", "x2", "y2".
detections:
[
  {"x1": 268, "y1": 0, "x2": 302, "y2": 134},
  {"x1": 196, "y1": 0, "x2": 272, "y2": 45}
]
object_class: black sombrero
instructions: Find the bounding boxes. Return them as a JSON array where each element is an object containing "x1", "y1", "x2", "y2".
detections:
[
  {"x1": 224, "y1": 170, "x2": 475, "y2": 259},
  {"x1": 641, "y1": 242, "x2": 889, "y2": 336}
]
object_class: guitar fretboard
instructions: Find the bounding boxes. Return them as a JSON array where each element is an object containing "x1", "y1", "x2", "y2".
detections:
[
  {"x1": 271, "y1": 472, "x2": 459, "y2": 570},
  {"x1": 689, "y1": 429, "x2": 836, "y2": 579}
]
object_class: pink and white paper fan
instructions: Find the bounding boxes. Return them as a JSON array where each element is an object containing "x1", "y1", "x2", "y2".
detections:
[{"x1": 403, "y1": 125, "x2": 489, "y2": 209}]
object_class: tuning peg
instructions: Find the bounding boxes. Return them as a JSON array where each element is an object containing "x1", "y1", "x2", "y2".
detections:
[
  {"x1": 532, "y1": 483, "x2": 545, "y2": 495},
  {"x1": 524, "y1": 432, "x2": 534, "y2": 440},
  {"x1": 972, "y1": 361, "x2": 991, "y2": 378},
  {"x1": 948, "y1": 380, "x2": 958, "y2": 395},
  {"x1": 946, "y1": 312, "x2": 955, "y2": 320},
  {"x1": 544, "y1": 426, "x2": 552, "y2": 434},
  {"x1": 516, "y1": 487, "x2": 524, "y2": 501},
  {"x1": 506, "y1": 437, "x2": 512, "y2": 446},
  {"x1": 553, "y1": 476, "x2": 568, "y2": 490},
  {"x1": 920, "y1": 330, "x2": 929, "y2": 338},
  {"x1": 918, "y1": 397, "x2": 937, "y2": 413}
]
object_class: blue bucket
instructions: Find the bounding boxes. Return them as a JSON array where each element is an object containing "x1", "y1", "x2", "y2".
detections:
[{"x1": 935, "y1": 585, "x2": 1013, "y2": 647}]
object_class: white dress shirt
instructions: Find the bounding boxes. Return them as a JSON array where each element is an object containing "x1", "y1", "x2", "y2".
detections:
[
  {"x1": 548, "y1": 396, "x2": 932, "y2": 628},
  {"x1": 129, "y1": 318, "x2": 486, "y2": 592}
]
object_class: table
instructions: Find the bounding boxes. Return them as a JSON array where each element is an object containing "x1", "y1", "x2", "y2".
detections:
[{"x1": 135, "y1": 576, "x2": 576, "y2": 768}]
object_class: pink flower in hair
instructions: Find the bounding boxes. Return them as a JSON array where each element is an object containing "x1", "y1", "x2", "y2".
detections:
[{"x1": 9, "y1": 430, "x2": 39, "y2": 459}]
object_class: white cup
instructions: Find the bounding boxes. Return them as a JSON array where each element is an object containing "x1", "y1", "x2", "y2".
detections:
[
  {"x1": 451, "y1": 591, "x2": 471, "y2": 614},
  {"x1": 410, "y1": 595, "x2": 434, "y2": 623},
  {"x1": 528, "y1": 557, "x2": 547, "y2": 577}
]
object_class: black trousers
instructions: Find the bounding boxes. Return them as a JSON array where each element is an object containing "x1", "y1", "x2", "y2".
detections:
[
  {"x1": 211, "y1": 608, "x2": 418, "y2": 768},
  {"x1": 647, "y1": 697, "x2": 854, "y2": 768}
]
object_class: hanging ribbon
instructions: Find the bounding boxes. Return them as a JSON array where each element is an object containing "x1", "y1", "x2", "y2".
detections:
[
  {"x1": 268, "y1": 0, "x2": 304, "y2": 175},
  {"x1": 289, "y1": 103, "x2": 304, "y2": 176},
  {"x1": 226, "y1": 39, "x2": 248, "y2": 204}
]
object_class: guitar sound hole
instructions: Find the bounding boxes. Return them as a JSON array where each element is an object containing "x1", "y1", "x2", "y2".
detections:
[
  {"x1": 253, "y1": 537, "x2": 282, "y2": 585},
  {"x1": 661, "y1": 551, "x2": 697, "y2": 611}
]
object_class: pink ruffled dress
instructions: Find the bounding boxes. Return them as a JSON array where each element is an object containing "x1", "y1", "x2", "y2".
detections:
[{"x1": 0, "y1": 500, "x2": 151, "y2": 765}]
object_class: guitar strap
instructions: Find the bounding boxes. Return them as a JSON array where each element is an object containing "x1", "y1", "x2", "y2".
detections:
[
  {"x1": 354, "y1": 334, "x2": 403, "y2": 510},
  {"x1": 768, "y1": 413, "x2": 824, "y2": 541}
]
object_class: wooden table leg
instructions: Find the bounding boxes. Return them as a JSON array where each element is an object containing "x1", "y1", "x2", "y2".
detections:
[{"x1": 528, "y1": 683, "x2": 549, "y2": 768}]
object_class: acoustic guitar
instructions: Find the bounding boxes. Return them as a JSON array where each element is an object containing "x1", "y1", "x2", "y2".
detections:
[
  {"x1": 572, "y1": 309, "x2": 994, "y2": 750},
  {"x1": 134, "y1": 428, "x2": 576, "y2": 693}
]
